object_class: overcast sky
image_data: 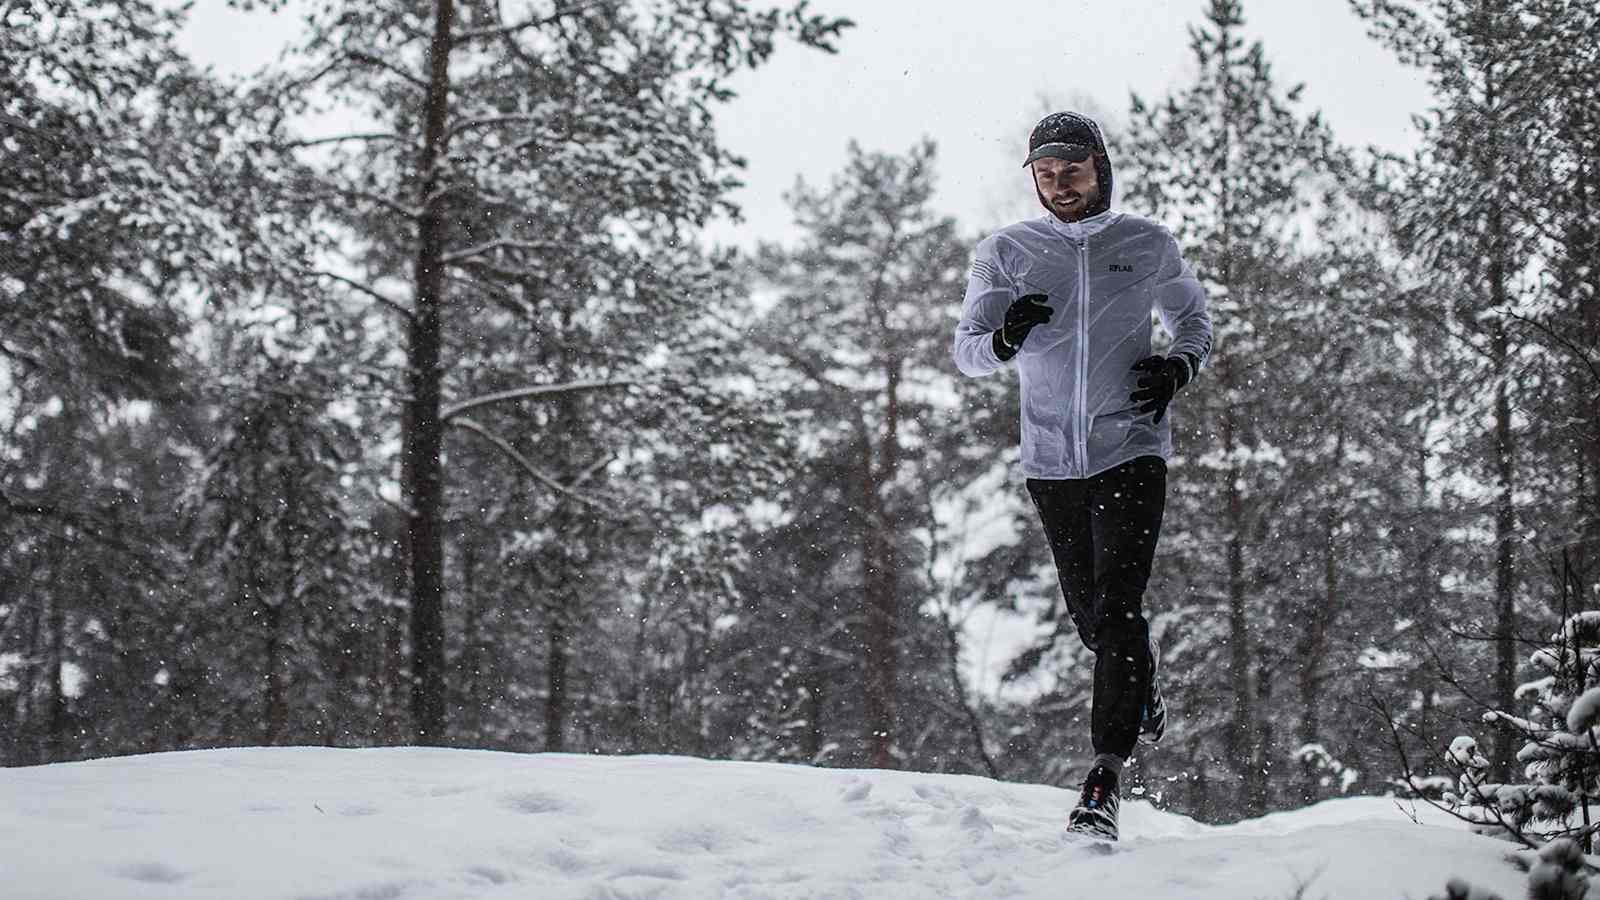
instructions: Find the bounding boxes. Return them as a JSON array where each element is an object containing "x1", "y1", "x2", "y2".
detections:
[{"x1": 177, "y1": 0, "x2": 1434, "y2": 250}]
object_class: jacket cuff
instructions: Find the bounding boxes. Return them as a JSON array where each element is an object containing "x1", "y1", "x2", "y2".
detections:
[
  {"x1": 1171, "y1": 354, "x2": 1197, "y2": 390},
  {"x1": 992, "y1": 330, "x2": 1017, "y2": 362}
]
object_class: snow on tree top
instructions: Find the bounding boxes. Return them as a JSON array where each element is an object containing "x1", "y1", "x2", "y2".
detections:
[{"x1": 1566, "y1": 686, "x2": 1600, "y2": 734}]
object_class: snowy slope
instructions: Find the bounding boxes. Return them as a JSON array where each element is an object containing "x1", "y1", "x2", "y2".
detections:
[{"x1": 0, "y1": 748, "x2": 1527, "y2": 900}]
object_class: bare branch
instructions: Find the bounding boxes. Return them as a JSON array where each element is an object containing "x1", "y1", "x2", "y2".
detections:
[
  {"x1": 0, "y1": 485, "x2": 57, "y2": 518},
  {"x1": 0, "y1": 111, "x2": 63, "y2": 148},
  {"x1": 922, "y1": 480, "x2": 1001, "y2": 779},
  {"x1": 440, "y1": 379, "x2": 633, "y2": 422},
  {"x1": 347, "y1": 50, "x2": 430, "y2": 91},
  {"x1": 483, "y1": 136, "x2": 542, "y2": 165},
  {"x1": 455, "y1": 0, "x2": 608, "y2": 43},
  {"x1": 441, "y1": 238, "x2": 557, "y2": 265},
  {"x1": 267, "y1": 55, "x2": 348, "y2": 100},
  {"x1": 286, "y1": 132, "x2": 410, "y2": 150},
  {"x1": 1507, "y1": 310, "x2": 1600, "y2": 386},
  {"x1": 568, "y1": 453, "x2": 612, "y2": 491},
  {"x1": 448, "y1": 416, "x2": 617, "y2": 514},
  {"x1": 445, "y1": 114, "x2": 546, "y2": 140},
  {"x1": 450, "y1": 254, "x2": 538, "y2": 282},
  {"x1": 1367, "y1": 688, "x2": 1540, "y2": 851},
  {"x1": 307, "y1": 269, "x2": 415, "y2": 321},
  {"x1": 324, "y1": 181, "x2": 422, "y2": 220}
]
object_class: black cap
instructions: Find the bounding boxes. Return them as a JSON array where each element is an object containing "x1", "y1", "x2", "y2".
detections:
[
  {"x1": 1022, "y1": 112, "x2": 1114, "y2": 217},
  {"x1": 1022, "y1": 112, "x2": 1103, "y2": 166}
]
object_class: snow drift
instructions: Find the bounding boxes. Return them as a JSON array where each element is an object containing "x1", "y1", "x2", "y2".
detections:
[{"x1": 0, "y1": 747, "x2": 1528, "y2": 899}]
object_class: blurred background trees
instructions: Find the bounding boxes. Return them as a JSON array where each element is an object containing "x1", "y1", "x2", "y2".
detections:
[{"x1": 3, "y1": 0, "x2": 1596, "y2": 829}]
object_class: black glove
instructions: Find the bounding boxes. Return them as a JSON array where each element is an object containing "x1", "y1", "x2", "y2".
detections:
[
  {"x1": 992, "y1": 293, "x2": 1052, "y2": 360},
  {"x1": 1129, "y1": 355, "x2": 1193, "y2": 424}
]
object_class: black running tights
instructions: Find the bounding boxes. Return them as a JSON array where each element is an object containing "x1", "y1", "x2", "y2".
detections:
[{"x1": 1027, "y1": 455, "x2": 1166, "y2": 759}]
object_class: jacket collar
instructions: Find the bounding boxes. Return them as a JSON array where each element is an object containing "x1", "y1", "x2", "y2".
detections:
[{"x1": 1045, "y1": 209, "x2": 1119, "y2": 241}]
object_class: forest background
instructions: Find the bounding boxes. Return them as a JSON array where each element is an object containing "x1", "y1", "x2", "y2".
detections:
[{"x1": 2, "y1": 0, "x2": 1597, "y2": 826}]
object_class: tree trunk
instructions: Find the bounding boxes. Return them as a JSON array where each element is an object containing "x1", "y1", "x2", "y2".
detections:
[
  {"x1": 405, "y1": 0, "x2": 457, "y2": 746},
  {"x1": 802, "y1": 597, "x2": 827, "y2": 761},
  {"x1": 262, "y1": 595, "x2": 283, "y2": 745},
  {"x1": 382, "y1": 516, "x2": 410, "y2": 743},
  {"x1": 1209, "y1": 15, "x2": 1262, "y2": 815},
  {"x1": 267, "y1": 443, "x2": 300, "y2": 745},
  {"x1": 460, "y1": 541, "x2": 481, "y2": 742},
  {"x1": 1489, "y1": 209, "x2": 1519, "y2": 782},
  {"x1": 15, "y1": 588, "x2": 43, "y2": 764},
  {"x1": 1254, "y1": 653, "x2": 1273, "y2": 814},
  {"x1": 46, "y1": 594, "x2": 65, "y2": 762},
  {"x1": 625, "y1": 590, "x2": 654, "y2": 750},
  {"x1": 861, "y1": 354, "x2": 903, "y2": 769},
  {"x1": 1296, "y1": 428, "x2": 1345, "y2": 803},
  {"x1": 544, "y1": 591, "x2": 570, "y2": 752},
  {"x1": 860, "y1": 450, "x2": 896, "y2": 768},
  {"x1": 1573, "y1": 120, "x2": 1600, "y2": 626},
  {"x1": 1221, "y1": 379, "x2": 1258, "y2": 816}
]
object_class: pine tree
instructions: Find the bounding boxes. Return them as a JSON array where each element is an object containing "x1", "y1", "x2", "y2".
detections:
[
  {"x1": 1441, "y1": 601, "x2": 1600, "y2": 851},
  {"x1": 183, "y1": 315, "x2": 388, "y2": 746},
  {"x1": 1515, "y1": 0, "x2": 1600, "y2": 623},
  {"x1": 1354, "y1": 0, "x2": 1550, "y2": 781},
  {"x1": 1111, "y1": 0, "x2": 1386, "y2": 818},
  {"x1": 731, "y1": 140, "x2": 1001, "y2": 768},
  {"x1": 0, "y1": 0, "x2": 324, "y2": 763},
  {"x1": 245, "y1": 0, "x2": 850, "y2": 743}
]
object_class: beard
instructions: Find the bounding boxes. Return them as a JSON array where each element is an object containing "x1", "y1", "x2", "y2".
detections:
[{"x1": 1038, "y1": 184, "x2": 1101, "y2": 222}]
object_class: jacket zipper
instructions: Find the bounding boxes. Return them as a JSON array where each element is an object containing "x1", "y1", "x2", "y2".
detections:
[{"x1": 1075, "y1": 237, "x2": 1090, "y2": 476}]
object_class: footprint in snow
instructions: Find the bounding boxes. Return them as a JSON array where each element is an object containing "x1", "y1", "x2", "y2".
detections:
[
  {"x1": 500, "y1": 789, "x2": 573, "y2": 815},
  {"x1": 108, "y1": 861, "x2": 190, "y2": 884},
  {"x1": 244, "y1": 802, "x2": 289, "y2": 814},
  {"x1": 960, "y1": 805, "x2": 994, "y2": 834},
  {"x1": 912, "y1": 783, "x2": 955, "y2": 808},
  {"x1": 608, "y1": 861, "x2": 688, "y2": 881},
  {"x1": 656, "y1": 823, "x2": 745, "y2": 854},
  {"x1": 838, "y1": 778, "x2": 873, "y2": 802},
  {"x1": 545, "y1": 846, "x2": 594, "y2": 875},
  {"x1": 296, "y1": 881, "x2": 412, "y2": 900},
  {"x1": 463, "y1": 864, "x2": 515, "y2": 886}
]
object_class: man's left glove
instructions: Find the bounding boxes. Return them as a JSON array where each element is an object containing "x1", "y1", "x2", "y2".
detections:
[{"x1": 1130, "y1": 356, "x2": 1193, "y2": 424}]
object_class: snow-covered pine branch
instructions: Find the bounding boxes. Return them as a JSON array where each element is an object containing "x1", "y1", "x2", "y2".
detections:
[
  {"x1": 1567, "y1": 687, "x2": 1600, "y2": 736},
  {"x1": 345, "y1": 49, "x2": 430, "y2": 91},
  {"x1": 447, "y1": 416, "x2": 618, "y2": 515},
  {"x1": 322, "y1": 181, "x2": 422, "y2": 221},
  {"x1": 452, "y1": 1, "x2": 607, "y2": 44},
  {"x1": 444, "y1": 115, "x2": 550, "y2": 140},
  {"x1": 439, "y1": 379, "x2": 634, "y2": 422},
  {"x1": 1446, "y1": 609, "x2": 1600, "y2": 849},
  {"x1": 307, "y1": 269, "x2": 414, "y2": 321},
  {"x1": 440, "y1": 239, "x2": 558, "y2": 265},
  {"x1": 285, "y1": 132, "x2": 409, "y2": 149}
]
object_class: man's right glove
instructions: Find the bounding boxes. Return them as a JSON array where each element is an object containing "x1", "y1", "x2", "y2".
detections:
[{"x1": 992, "y1": 293, "x2": 1052, "y2": 361}]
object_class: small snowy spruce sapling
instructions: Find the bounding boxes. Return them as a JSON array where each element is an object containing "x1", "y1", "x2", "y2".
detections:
[
  {"x1": 1426, "y1": 876, "x2": 1505, "y2": 900},
  {"x1": 1445, "y1": 611, "x2": 1600, "y2": 847},
  {"x1": 1526, "y1": 838, "x2": 1594, "y2": 900}
]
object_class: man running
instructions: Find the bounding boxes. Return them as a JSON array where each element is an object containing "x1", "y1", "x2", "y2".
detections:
[{"x1": 952, "y1": 111, "x2": 1212, "y2": 841}]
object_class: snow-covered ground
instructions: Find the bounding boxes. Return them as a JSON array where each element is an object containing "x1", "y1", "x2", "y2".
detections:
[{"x1": 1, "y1": 747, "x2": 1528, "y2": 899}]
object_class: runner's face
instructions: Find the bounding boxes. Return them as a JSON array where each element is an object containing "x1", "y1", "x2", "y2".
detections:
[{"x1": 1031, "y1": 156, "x2": 1100, "y2": 221}]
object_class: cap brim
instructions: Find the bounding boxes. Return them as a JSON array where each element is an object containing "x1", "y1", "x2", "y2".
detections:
[{"x1": 1022, "y1": 142, "x2": 1094, "y2": 168}]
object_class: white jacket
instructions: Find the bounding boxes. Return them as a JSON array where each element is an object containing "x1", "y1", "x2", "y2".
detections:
[{"x1": 954, "y1": 210, "x2": 1212, "y2": 479}]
